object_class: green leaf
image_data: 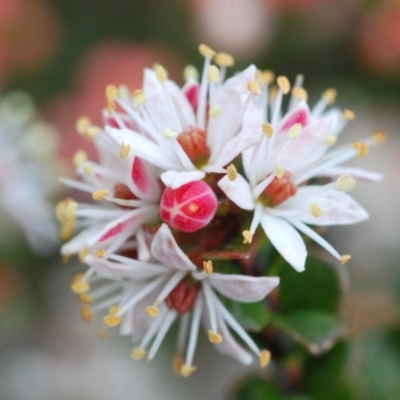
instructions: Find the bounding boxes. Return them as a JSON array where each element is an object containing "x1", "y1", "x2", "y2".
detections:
[
  {"x1": 225, "y1": 299, "x2": 270, "y2": 332},
  {"x1": 272, "y1": 310, "x2": 340, "y2": 354},
  {"x1": 277, "y1": 256, "x2": 341, "y2": 314},
  {"x1": 233, "y1": 377, "x2": 291, "y2": 400}
]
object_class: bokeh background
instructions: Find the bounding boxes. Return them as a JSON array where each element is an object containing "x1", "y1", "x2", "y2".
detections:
[{"x1": 0, "y1": 0, "x2": 399, "y2": 399}]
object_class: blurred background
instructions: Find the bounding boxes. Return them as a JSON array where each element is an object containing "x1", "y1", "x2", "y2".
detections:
[{"x1": 0, "y1": 0, "x2": 399, "y2": 399}]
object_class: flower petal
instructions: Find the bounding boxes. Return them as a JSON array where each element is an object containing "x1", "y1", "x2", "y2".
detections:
[
  {"x1": 151, "y1": 224, "x2": 196, "y2": 271},
  {"x1": 261, "y1": 213, "x2": 306, "y2": 272},
  {"x1": 217, "y1": 173, "x2": 255, "y2": 210},
  {"x1": 161, "y1": 170, "x2": 206, "y2": 189},
  {"x1": 278, "y1": 101, "x2": 310, "y2": 132},
  {"x1": 209, "y1": 273, "x2": 279, "y2": 302},
  {"x1": 166, "y1": 80, "x2": 196, "y2": 126},
  {"x1": 319, "y1": 166, "x2": 384, "y2": 182}
]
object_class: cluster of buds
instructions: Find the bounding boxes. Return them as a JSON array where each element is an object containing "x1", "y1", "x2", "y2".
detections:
[{"x1": 57, "y1": 44, "x2": 384, "y2": 376}]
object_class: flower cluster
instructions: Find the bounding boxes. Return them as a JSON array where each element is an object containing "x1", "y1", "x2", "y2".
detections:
[
  {"x1": 0, "y1": 91, "x2": 59, "y2": 254},
  {"x1": 58, "y1": 44, "x2": 383, "y2": 376}
]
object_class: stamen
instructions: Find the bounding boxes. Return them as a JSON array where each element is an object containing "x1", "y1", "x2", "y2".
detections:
[
  {"x1": 292, "y1": 87, "x2": 308, "y2": 101},
  {"x1": 242, "y1": 230, "x2": 253, "y2": 244},
  {"x1": 277, "y1": 76, "x2": 290, "y2": 94},
  {"x1": 106, "y1": 84, "x2": 117, "y2": 101},
  {"x1": 109, "y1": 305, "x2": 120, "y2": 315},
  {"x1": 274, "y1": 164, "x2": 285, "y2": 179},
  {"x1": 227, "y1": 164, "x2": 237, "y2": 181},
  {"x1": 92, "y1": 189, "x2": 109, "y2": 201},
  {"x1": 342, "y1": 109, "x2": 355, "y2": 120},
  {"x1": 287, "y1": 123, "x2": 302, "y2": 140},
  {"x1": 326, "y1": 135, "x2": 337, "y2": 146},
  {"x1": 78, "y1": 247, "x2": 89, "y2": 264},
  {"x1": 164, "y1": 128, "x2": 178, "y2": 139},
  {"x1": 198, "y1": 43, "x2": 216, "y2": 58},
  {"x1": 80, "y1": 306, "x2": 93, "y2": 323},
  {"x1": 309, "y1": 203, "x2": 323, "y2": 218},
  {"x1": 76, "y1": 116, "x2": 91, "y2": 135},
  {"x1": 256, "y1": 69, "x2": 275, "y2": 85},
  {"x1": 372, "y1": 130, "x2": 386, "y2": 144},
  {"x1": 172, "y1": 352, "x2": 184, "y2": 374},
  {"x1": 335, "y1": 175, "x2": 356, "y2": 192},
  {"x1": 78, "y1": 293, "x2": 94, "y2": 304},
  {"x1": 209, "y1": 105, "x2": 221, "y2": 119},
  {"x1": 341, "y1": 254, "x2": 351, "y2": 265},
  {"x1": 180, "y1": 364, "x2": 197, "y2": 378},
  {"x1": 131, "y1": 346, "x2": 147, "y2": 360},
  {"x1": 71, "y1": 280, "x2": 90, "y2": 294},
  {"x1": 118, "y1": 85, "x2": 130, "y2": 100},
  {"x1": 73, "y1": 150, "x2": 87, "y2": 168},
  {"x1": 207, "y1": 65, "x2": 220, "y2": 83},
  {"x1": 133, "y1": 89, "x2": 146, "y2": 108},
  {"x1": 259, "y1": 349, "x2": 271, "y2": 368},
  {"x1": 183, "y1": 65, "x2": 199, "y2": 81},
  {"x1": 83, "y1": 162, "x2": 95, "y2": 176},
  {"x1": 323, "y1": 88, "x2": 337, "y2": 105},
  {"x1": 95, "y1": 249, "x2": 106, "y2": 258},
  {"x1": 120, "y1": 142, "x2": 131, "y2": 159},
  {"x1": 153, "y1": 63, "x2": 168, "y2": 83},
  {"x1": 262, "y1": 123, "x2": 273, "y2": 138},
  {"x1": 203, "y1": 260, "x2": 213, "y2": 275},
  {"x1": 145, "y1": 306, "x2": 160, "y2": 317},
  {"x1": 103, "y1": 314, "x2": 122, "y2": 327},
  {"x1": 247, "y1": 81, "x2": 262, "y2": 95},
  {"x1": 214, "y1": 52, "x2": 234, "y2": 67},
  {"x1": 208, "y1": 330, "x2": 222, "y2": 344},
  {"x1": 352, "y1": 141, "x2": 369, "y2": 158}
]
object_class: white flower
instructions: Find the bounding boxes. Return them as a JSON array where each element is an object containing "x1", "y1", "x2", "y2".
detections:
[
  {"x1": 103, "y1": 44, "x2": 263, "y2": 190},
  {"x1": 0, "y1": 92, "x2": 59, "y2": 254},
  {"x1": 218, "y1": 75, "x2": 384, "y2": 271},
  {"x1": 58, "y1": 121, "x2": 160, "y2": 260},
  {"x1": 78, "y1": 224, "x2": 279, "y2": 376}
]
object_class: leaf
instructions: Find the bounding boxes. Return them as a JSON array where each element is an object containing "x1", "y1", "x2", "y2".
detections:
[
  {"x1": 233, "y1": 377, "x2": 291, "y2": 400},
  {"x1": 225, "y1": 299, "x2": 270, "y2": 332},
  {"x1": 272, "y1": 310, "x2": 340, "y2": 354},
  {"x1": 277, "y1": 256, "x2": 341, "y2": 313}
]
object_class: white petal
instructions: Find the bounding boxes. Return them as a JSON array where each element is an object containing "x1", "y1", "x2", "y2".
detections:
[
  {"x1": 209, "y1": 273, "x2": 279, "y2": 302},
  {"x1": 60, "y1": 225, "x2": 104, "y2": 255},
  {"x1": 217, "y1": 174, "x2": 255, "y2": 210},
  {"x1": 300, "y1": 190, "x2": 369, "y2": 226},
  {"x1": 166, "y1": 80, "x2": 196, "y2": 126},
  {"x1": 261, "y1": 213, "x2": 306, "y2": 272},
  {"x1": 319, "y1": 166, "x2": 384, "y2": 182},
  {"x1": 161, "y1": 170, "x2": 206, "y2": 189},
  {"x1": 278, "y1": 101, "x2": 310, "y2": 132},
  {"x1": 151, "y1": 224, "x2": 196, "y2": 271}
]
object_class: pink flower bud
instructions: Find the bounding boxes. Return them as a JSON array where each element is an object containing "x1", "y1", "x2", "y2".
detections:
[{"x1": 160, "y1": 180, "x2": 218, "y2": 232}]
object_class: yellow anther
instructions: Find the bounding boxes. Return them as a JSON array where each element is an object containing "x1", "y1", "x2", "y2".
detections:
[
  {"x1": 97, "y1": 330, "x2": 107, "y2": 340},
  {"x1": 322, "y1": 88, "x2": 337, "y2": 104},
  {"x1": 207, "y1": 65, "x2": 220, "y2": 83},
  {"x1": 133, "y1": 91, "x2": 146, "y2": 108},
  {"x1": 183, "y1": 65, "x2": 199, "y2": 81},
  {"x1": 203, "y1": 260, "x2": 213, "y2": 275},
  {"x1": 73, "y1": 150, "x2": 87, "y2": 168},
  {"x1": 120, "y1": 142, "x2": 131, "y2": 159},
  {"x1": 277, "y1": 76, "x2": 290, "y2": 95},
  {"x1": 247, "y1": 81, "x2": 262, "y2": 95},
  {"x1": 274, "y1": 164, "x2": 285, "y2": 179},
  {"x1": 78, "y1": 247, "x2": 89, "y2": 264},
  {"x1": 85, "y1": 126, "x2": 101, "y2": 139},
  {"x1": 60, "y1": 225, "x2": 73, "y2": 241},
  {"x1": 83, "y1": 162, "x2": 95, "y2": 177},
  {"x1": 164, "y1": 128, "x2": 178, "y2": 139},
  {"x1": 118, "y1": 85, "x2": 130, "y2": 100},
  {"x1": 71, "y1": 271, "x2": 84, "y2": 283},
  {"x1": 71, "y1": 280, "x2": 90, "y2": 295},
  {"x1": 227, "y1": 164, "x2": 237, "y2": 181},
  {"x1": 259, "y1": 349, "x2": 271, "y2": 368},
  {"x1": 242, "y1": 230, "x2": 253, "y2": 244},
  {"x1": 109, "y1": 305, "x2": 120, "y2": 315},
  {"x1": 340, "y1": 254, "x2": 352, "y2": 265},
  {"x1": 56, "y1": 197, "x2": 75, "y2": 222},
  {"x1": 209, "y1": 105, "x2": 221, "y2": 119},
  {"x1": 80, "y1": 306, "x2": 93, "y2": 323},
  {"x1": 326, "y1": 135, "x2": 337, "y2": 146},
  {"x1": 78, "y1": 294, "x2": 95, "y2": 304},
  {"x1": 262, "y1": 123, "x2": 274, "y2": 138},
  {"x1": 198, "y1": 43, "x2": 216, "y2": 58},
  {"x1": 180, "y1": 364, "x2": 197, "y2": 377},
  {"x1": 372, "y1": 130, "x2": 386, "y2": 144},
  {"x1": 92, "y1": 189, "x2": 109, "y2": 201},
  {"x1": 131, "y1": 346, "x2": 147, "y2": 360},
  {"x1": 352, "y1": 141, "x2": 369, "y2": 158},
  {"x1": 256, "y1": 69, "x2": 275, "y2": 85},
  {"x1": 172, "y1": 353, "x2": 183, "y2": 374},
  {"x1": 343, "y1": 109, "x2": 355, "y2": 120},
  {"x1": 309, "y1": 203, "x2": 323, "y2": 218},
  {"x1": 153, "y1": 63, "x2": 168, "y2": 83},
  {"x1": 145, "y1": 306, "x2": 160, "y2": 317},
  {"x1": 335, "y1": 174, "x2": 356, "y2": 192},
  {"x1": 95, "y1": 248, "x2": 106, "y2": 258},
  {"x1": 103, "y1": 314, "x2": 122, "y2": 327},
  {"x1": 292, "y1": 87, "x2": 308, "y2": 101},
  {"x1": 106, "y1": 84, "x2": 117, "y2": 102},
  {"x1": 214, "y1": 52, "x2": 234, "y2": 67},
  {"x1": 287, "y1": 123, "x2": 302, "y2": 140},
  {"x1": 76, "y1": 116, "x2": 91, "y2": 135},
  {"x1": 269, "y1": 85, "x2": 278, "y2": 103},
  {"x1": 208, "y1": 330, "x2": 222, "y2": 344}
]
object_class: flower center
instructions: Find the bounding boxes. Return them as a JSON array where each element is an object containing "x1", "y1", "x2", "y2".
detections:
[
  {"x1": 177, "y1": 127, "x2": 210, "y2": 168},
  {"x1": 165, "y1": 279, "x2": 199, "y2": 314},
  {"x1": 259, "y1": 171, "x2": 297, "y2": 207}
]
